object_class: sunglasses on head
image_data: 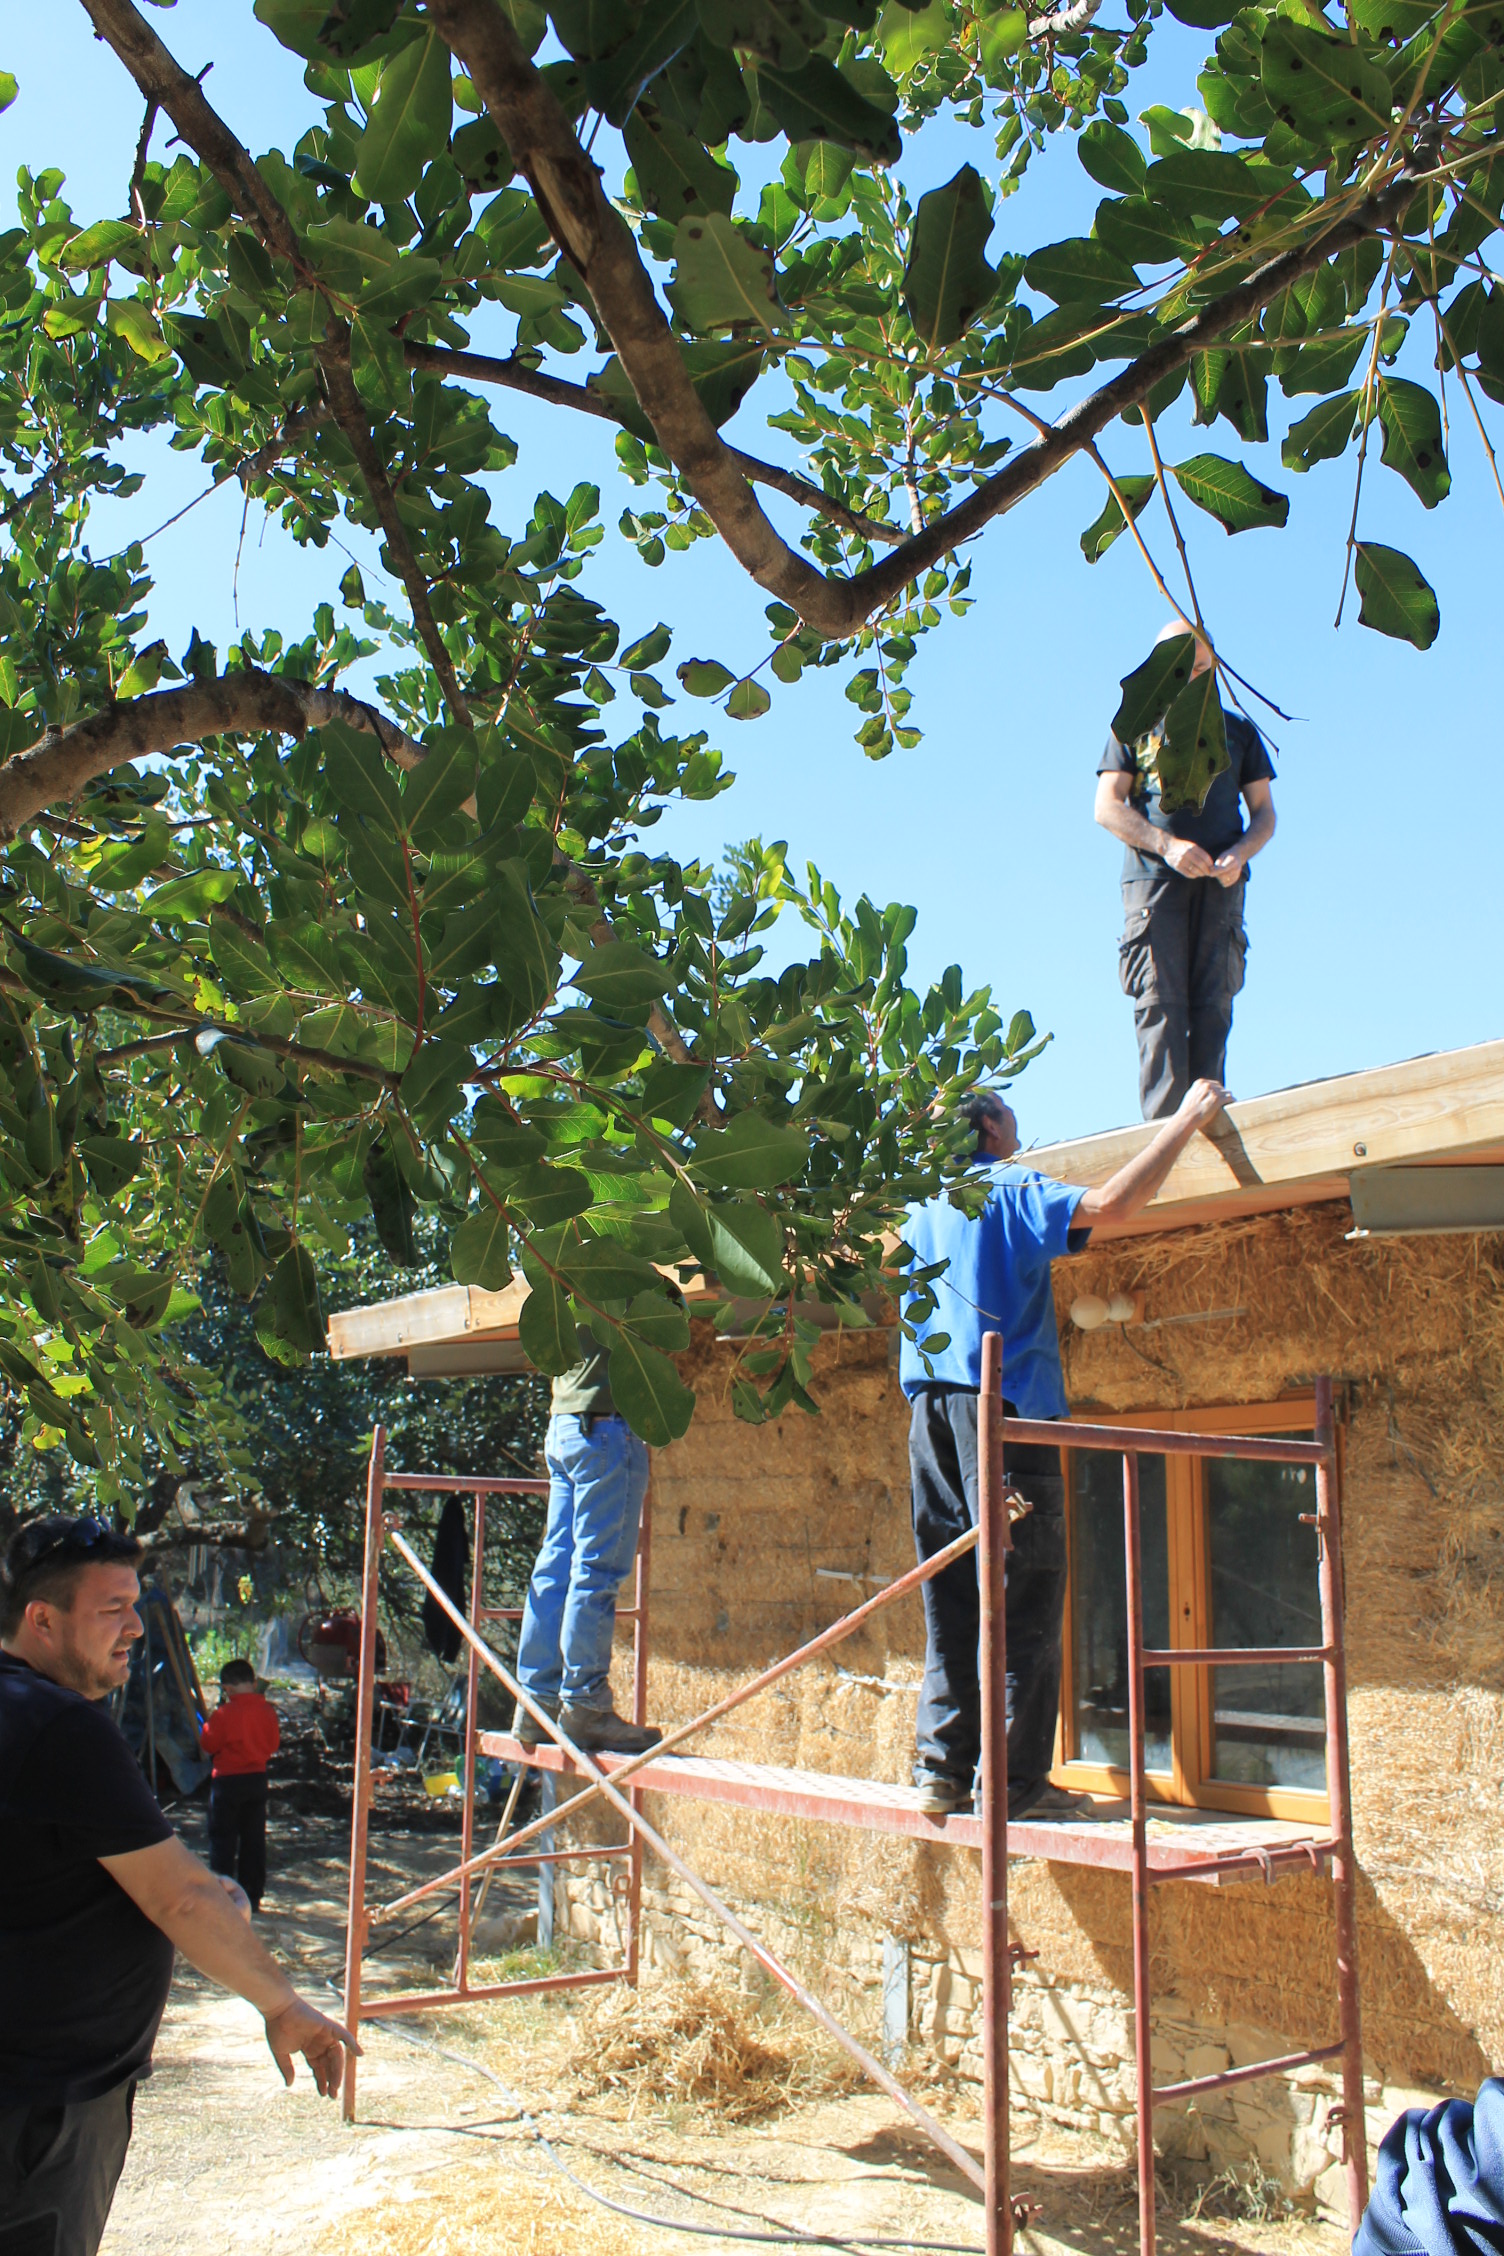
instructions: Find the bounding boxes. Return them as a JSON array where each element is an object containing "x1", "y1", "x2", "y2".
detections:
[{"x1": 12, "y1": 1516, "x2": 111, "y2": 1572}]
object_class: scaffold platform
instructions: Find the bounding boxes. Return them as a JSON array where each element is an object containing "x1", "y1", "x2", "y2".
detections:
[{"x1": 478, "y1": 1735, "x2": 1337, "y2": 1886}]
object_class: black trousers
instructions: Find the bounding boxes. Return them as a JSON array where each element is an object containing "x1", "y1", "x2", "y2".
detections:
[
  {"x1": 207, "y1": 1772, "x2": 269, "y2": 1908},
  {"x1": 908, "y1": 1387, "x2": 1067, "y2": 1804},
  {"x1": 1118, "y1": 869, "x2": 1248, "y2": 1119},
  {"x1": 0, "y1": 2078, "x2": 136, "y2": 2256}
]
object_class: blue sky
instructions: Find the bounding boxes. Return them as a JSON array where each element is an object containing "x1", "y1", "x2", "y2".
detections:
[{"x1": 5, "y1": 4, "x2": 1499, "y2": 1148}]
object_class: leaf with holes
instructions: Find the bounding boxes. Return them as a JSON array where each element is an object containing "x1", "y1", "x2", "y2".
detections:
[
  {"x1": 1080, "y1": 475, "x2": 1155, "y2": 562},
  {"x1": 1260, "y1": 20, "x2": 1392, "y2": 144},
  {"x1": 752, "y1": 56, "x2": 901, "y2": 164},
  {"x1": 1375, "y1": 378, "x2": 1450, "y2": 508},
  {"x1": 1112, "y1": 635, "x2": 1199, "y2": 741},
  {"x1": 902, "y1": 166, "x2": 998, "y2": 349},
  {"x1": 624, "y1": 106, "x2": 737, "y2": 220},
  {"x1": 1158, "y1": 672, "x2": 1229, "y2": 814},
  {"x1": 1282, "y1": 392, "x2": 1360, "y2": 472},
  {"x1": 678, "y1": 658, "x2": 736, "y2": 697},
  {"x1": 666, "y1": 214, "x2": 785, "y2": 336},
  {"x1": 1354, "y1": 543, "x2": 1439, "y2": 648},
  {"x1": 1172, "y1": 453, "x2": 1289, "y2": 533}
]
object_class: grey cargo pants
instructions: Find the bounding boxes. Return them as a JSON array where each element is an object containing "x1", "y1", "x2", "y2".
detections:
[{"x1": 1119, "y1": 869, "x2": 1248, "y2": 1119}]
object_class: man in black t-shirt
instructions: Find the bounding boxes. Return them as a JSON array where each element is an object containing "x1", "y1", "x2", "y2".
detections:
[
  {"x1": 1094, "y1": 624, "x2": 1277, "y2": 1118},
  {"x1": 0, "y1": 1517, "x2": 357, "y2": 2256}
]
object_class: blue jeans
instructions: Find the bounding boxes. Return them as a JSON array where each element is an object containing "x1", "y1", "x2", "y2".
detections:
[{"x1": 516, "y1": 1415, "x2": 650, "y2": 1711}]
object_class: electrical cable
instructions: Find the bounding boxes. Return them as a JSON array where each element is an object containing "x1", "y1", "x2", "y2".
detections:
[{"x1": 345, "y1": 1997, "x2": 989, "y2": 2255}]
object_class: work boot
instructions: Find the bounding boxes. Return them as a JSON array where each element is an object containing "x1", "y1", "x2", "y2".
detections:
[
  {"x1": 557, "y1": 1702, "x2": 662, "y2": 1755},
  {"x1": 512, "y1": 1696, "x2": 559, "y2": 1749},
  {"x1": 981, "y1": 1779, "x2": 1094, "y2": 1823},
  {"x1": 913, "y1": 1768, "x2": 971, "y2": 1817}
]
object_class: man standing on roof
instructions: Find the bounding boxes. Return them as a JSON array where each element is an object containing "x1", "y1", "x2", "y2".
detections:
[
  {"x1": 512, "y1": 1323, "x2": 661, "y2": 1756},
  {"x1": 899, "y1": 1079, "x2": 1229, "y2": 1818},
  {"x1": 0, "y1": 1515, "x2": 355, "y2": 2256},
  {"x1": 1094, "y1": 624, "x2": 1276, "y2": 1120}
]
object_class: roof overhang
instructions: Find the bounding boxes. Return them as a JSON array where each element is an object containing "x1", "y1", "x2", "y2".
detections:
[{"x1": 325, "y1": 1038, "x2": 1504, "y2": 1369}]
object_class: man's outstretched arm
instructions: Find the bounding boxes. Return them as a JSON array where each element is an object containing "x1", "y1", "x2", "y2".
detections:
[
  {"x1": 1074, "y1": 1080, "x2": 1229, "y2": 1231},
  {"x1": 101, "y1": 1834, "x2": 357, "y2": 2095}
]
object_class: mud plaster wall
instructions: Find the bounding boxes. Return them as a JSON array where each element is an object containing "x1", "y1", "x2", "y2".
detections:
[{"x1": 558, "y1": 1205, "x2": 1504, "y2": 2186}]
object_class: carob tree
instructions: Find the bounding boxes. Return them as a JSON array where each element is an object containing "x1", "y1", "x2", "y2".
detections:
[{"x1": 0, "y1": 0, "x2": 1496, "y2": 1505}]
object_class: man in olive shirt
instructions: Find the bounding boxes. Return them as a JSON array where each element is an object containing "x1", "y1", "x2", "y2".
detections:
[
  {"x1": 513, "y1": 1329, "x2": 660, "y2": 1753},
  {"x1": 1095, "y1": 625, "x2": 1276, "y2": 1118}
]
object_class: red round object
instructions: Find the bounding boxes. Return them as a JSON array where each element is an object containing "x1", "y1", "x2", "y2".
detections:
[{"x1": 297, "y1": 1610, "x2": 386, "y2": 1679}]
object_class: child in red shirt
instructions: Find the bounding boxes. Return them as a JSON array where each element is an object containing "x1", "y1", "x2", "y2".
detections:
[{"x1": 199, "y1": 1657, "x2": 280, "y2": 1912}]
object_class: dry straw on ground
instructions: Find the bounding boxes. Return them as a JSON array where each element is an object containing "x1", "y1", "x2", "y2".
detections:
[
  {"x1": 316, "y1": 2170, "x2": 645, "y2": 2256},
  {"x1": 565, "y1": 1974, "x2": 861, "y2": 2123}
]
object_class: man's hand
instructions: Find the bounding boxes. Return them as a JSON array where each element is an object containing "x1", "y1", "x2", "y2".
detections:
[
  {"x1": 264, "y1": 1998, "x2": 359, "y2": 2099},
  {"x1": 1212, "y1": 849, "x2": 1244, "y2": 888},
  {"x1": 1163, "y1": 837, "x2": 1215, "y2": 879},
  {"x1": 1176, "y1": 1079, "x2": 1231, "y2": 1131}
]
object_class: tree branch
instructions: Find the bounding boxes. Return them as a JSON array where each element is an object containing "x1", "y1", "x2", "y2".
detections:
[
  {"x1": 0, "y1": 673, "x2": 425, "y2": 839},
  {"x1": 424, "y1": 0, "x2": 1422, "y2": 640},
  {"x1": 405, "y1": 342, "x2": 905, "y2": 547},
  {"x1": 78, "y1": 0, "x2": 473, "y2": 727}
]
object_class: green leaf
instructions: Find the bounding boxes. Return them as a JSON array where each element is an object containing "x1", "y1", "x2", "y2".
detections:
[
  {"x1": 400, "y1": 1034, "x2": 473, "y2": 1130},
  {"x1": 636, "y1": 1058, "x2": 710, "y2": 1129},
  {"x1": 506, "y1": 1163, "x2": 594, "y2": 1227},
  {"x1": 362, "y1": 1136, "x2": 418, "y2": 1264},
  {"x1": 353, "y1": 29, "x2": 454, "y2": 204},
  {"x1": 1080, "y1": 474, "x2": 1154, "y2": 562},
  {"x1": 210, "y1": 913, "x2": 279, "y2": 997},
  {"x1": 399, "y1": 737, "x2": 477, "y2": 843},
  {"x1": 678, "y1": 658, "x2": 736, "y2": 696},
  {"x1": 517, "y1": 1274, "x2": 579, "y2": 1374},
  {"x1": 1260, "y1": 20, "x2": 1393, "y2": 142},
  {"x1": 621, "y1": 623, "x2": 671, "y2": 670},
  {"x1": 0, "y1": 72, "x2": 16, "y2": 116},
  {"x1": 619, "y1": 1289, "x2": 691, "y2": 1355},
  {"x1": 902, "y1": 165, "x2": 998, "y2": 350},
  {"x1": 1078, "y1": 122, "x2": 1147, "y2": 195},
  {"x1": 1145, "y1": 149, "x2": 1289, "y2": 225},
  {"x1": 57, "y1": 220, "x2": 140, "y2": 274},
  {"x1": 259, "y1": 1245, "x2": 325, "y2": 1357},
  {"x1": 752, "y1": 56, "x2": 902, "y2": 164},
  {"x1": 669, "y1": 1180, "x2": 785, "y2": 1294},
  {"x1": 624, "y1": 106, "x2": 737, "y2": 219},
  {"x1": 606, "y1": 1330, "x2": 695, "y2": 1446},
  {"x1": 1375, "y1": 378, "x2": 1450, "y2": 508},
  {"x1": 268, "y1": 919, "x2": 346, "y2": 994},
  {"x1": 554, "y1": 1230, "x2": 662, "y2": 1303},
  {"x1": 879, "y1": 0, "x2": 949, "y2": 73},
  {"x1": 726, "y1": 678, "x2": 772, "y2": 720},
  {"x1": 1277, "y1": 326, "x2": 1369, "y2": 397},
  {"x1": 488, "y1": 861, "x2": 559, "y2": 1011},
  {"x1": 1158, "y1": 672, "x2": 1229, "y2": 814},
  {"x1": 1112, "y1": 633, "x2": 1199, "y2": 741},
  {"x1": 322, "y1": 718, "x2": 402, "y2": 829},
  {"x1": 1024, "y1": 236, "x2": 1136, "y2": 307},
  {"x1": 590, "y1": 337, "x2": 764, "y2": 438},
  {"x1": 1171, "y1": 453, "x2": 1289, "y2": 533},
  {"x1": 1281, "y1": 392, "x2": 1359, "y2": 471},
  {"x1": 450, "y1": 1205, "x2": 514, "y2": 1290},
  {"x1": 1094, "y1": 197, "x2": 1205, "y2": 268},
  {"x1": 78, "y1": 1135, "x2": 142, "y2": 1202},
  {"x1": 572, "y1": 940, "x2": 671, "y2": 1016},
  {"x1": 665, "y1": 213, "x2": 784, "y2": 336},
  {"x1": 687, "y1": 1112, "x2": 809, "y2": 1191},
  {"x1": 106, "y1": 298, "x2": 169, "y2": 364},
  {"x1": 1353, "y1": 543, "x2": 1439, "y2": 648}
]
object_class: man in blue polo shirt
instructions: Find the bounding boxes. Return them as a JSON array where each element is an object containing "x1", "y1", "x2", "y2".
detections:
[{"x1": 900, "y1": 1076, "x2": 1229, "y2": 1817}]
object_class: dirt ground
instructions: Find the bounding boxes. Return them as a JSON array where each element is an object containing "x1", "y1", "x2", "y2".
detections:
[{"x1": 100, "y1": 1711, "x2": 1351, "y2": 2256}]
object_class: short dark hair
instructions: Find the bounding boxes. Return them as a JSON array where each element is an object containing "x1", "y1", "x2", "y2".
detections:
[
  {"x1": 960, "y1": 1091, "x2": 1009, "y2": 1142},
  {"x1": 0, "y1": 1516, "x2": 143, "y2": 1638},
  {"x1": 220, "y1": 1657, "x2": 256, "y2": 1688}
]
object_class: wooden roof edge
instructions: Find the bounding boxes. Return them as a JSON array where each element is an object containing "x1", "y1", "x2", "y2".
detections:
[
  {"x1": 327, "y1": 1040, "x2": 1504, "y2": 1362},
  {"x1": 1016, "y1": 1038, "x2": 1504, "y2": 1221}
]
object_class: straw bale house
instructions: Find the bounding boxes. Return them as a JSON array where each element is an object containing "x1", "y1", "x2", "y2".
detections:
[{"x1": 330, "y1": 1040, "x2": 1504, "y2": 2207}]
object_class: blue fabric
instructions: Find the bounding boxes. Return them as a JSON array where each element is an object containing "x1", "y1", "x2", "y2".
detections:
[
  {"x1": 516, "y1": 1414, "x2": 650, "y2": 1711},
  {"x1": 1356, "y1": 2081, "x2": 1504, "y2": 2256},
  {"x1": 898, "y1": 1162, "x2": 1087, "y2": 1416}
]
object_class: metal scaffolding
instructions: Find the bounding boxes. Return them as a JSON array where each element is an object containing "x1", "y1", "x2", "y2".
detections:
[{"x1": 342, "y1": 1344, "x2": 1366, "y2": 2256}]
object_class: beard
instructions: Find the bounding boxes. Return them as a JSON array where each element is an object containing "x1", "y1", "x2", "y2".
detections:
[{"x1": 59, "y1": 1644, "x2": 134, "y2": 1701}]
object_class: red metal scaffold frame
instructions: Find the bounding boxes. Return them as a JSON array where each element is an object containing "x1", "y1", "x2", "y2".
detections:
[{"x1": 342, "y1": 1344, "x2": 1366, "y2": 2256}]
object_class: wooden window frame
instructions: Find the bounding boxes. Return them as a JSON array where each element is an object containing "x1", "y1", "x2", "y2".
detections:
[{"x1": 1051, "y1": 1397, "x2": 1334, "y2": 1825}]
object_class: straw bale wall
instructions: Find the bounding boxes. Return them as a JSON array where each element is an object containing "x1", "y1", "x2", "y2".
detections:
[{"x1": 552, "y1": 1204, "x2": 1504, "y2": 2204}]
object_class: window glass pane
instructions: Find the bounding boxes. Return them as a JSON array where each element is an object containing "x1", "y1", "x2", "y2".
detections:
[
  {"x1": 1207, "y1": 1444, "x2": 1326, "y2": 1791},
  {"x1": 1070, "y1": 1452, "x2": 1171, "y2": 1774}
]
